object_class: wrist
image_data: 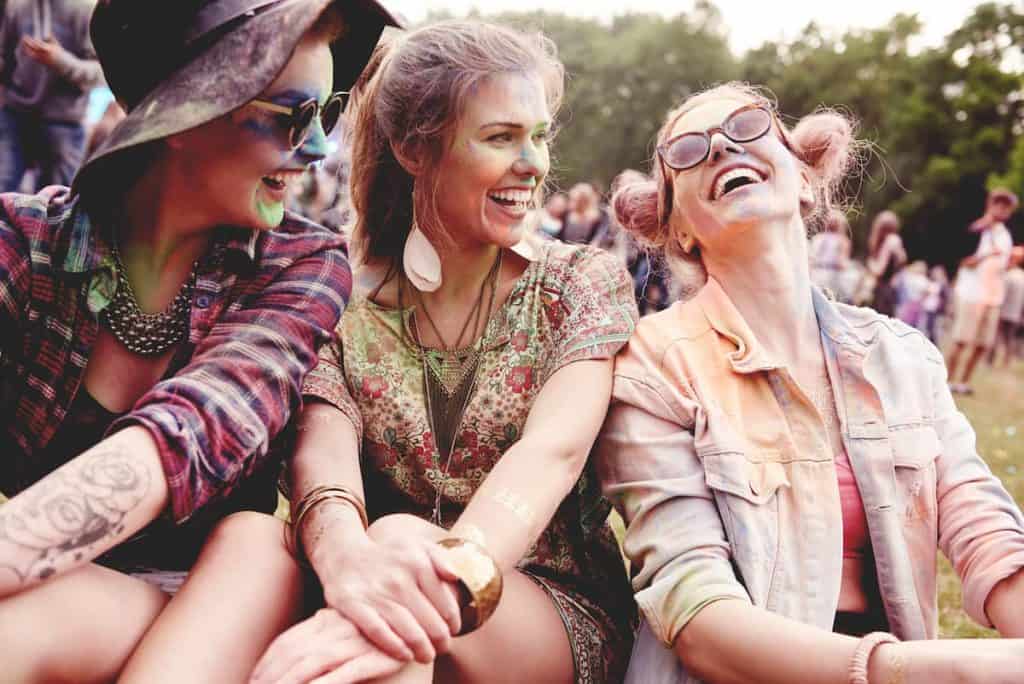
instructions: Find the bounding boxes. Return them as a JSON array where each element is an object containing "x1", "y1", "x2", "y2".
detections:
[
  {"x1": 437, "y1": 537, "x2": 503, "y2": 636},
  {"x1": 303, "y1": 500, "x2": 371, "y2": 571},
  {"x1": 850, "y1": 632, "x2": 900, "y2": 684},
  {"x1": 288, "y1": 485, "x2": 368, "y2": 567}
]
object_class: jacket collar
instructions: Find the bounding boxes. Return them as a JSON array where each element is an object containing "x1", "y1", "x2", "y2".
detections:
[{"x1": 695, "y1": 276, "x2": 873, "y2": 375}]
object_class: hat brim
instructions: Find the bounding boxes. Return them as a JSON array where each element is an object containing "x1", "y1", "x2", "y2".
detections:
[{"x1": 75, "y1": 0, "x2": 398, "y2": 188}]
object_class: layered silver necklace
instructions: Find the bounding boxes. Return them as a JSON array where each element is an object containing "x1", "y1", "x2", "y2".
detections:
[{"x1": 100, "y1": 243, "x2": 196, "y2": 356}]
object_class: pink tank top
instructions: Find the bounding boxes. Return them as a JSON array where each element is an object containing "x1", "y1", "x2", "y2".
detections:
[{"x1": 835, "y1": 445, "x2": 869, "y2": 558}]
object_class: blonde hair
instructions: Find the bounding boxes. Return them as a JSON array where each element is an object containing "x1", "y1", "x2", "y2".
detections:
[
  {"x1": 346, "y1": 20, "x2": 564, "y2": 265},
  {"x1": 612, "y1": 82, "x2": 859, "y2": 283}
]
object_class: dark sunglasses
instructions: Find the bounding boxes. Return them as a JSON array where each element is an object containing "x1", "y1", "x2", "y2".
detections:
[
  {"x1": 249, "y1": 91, "x2": 349, "y2": 149},
  {"x1": 657, "y1": 104, "x2": 774, "y2": 171}
]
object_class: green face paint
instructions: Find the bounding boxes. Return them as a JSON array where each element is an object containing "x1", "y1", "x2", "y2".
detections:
[{"x1": 255, "y1": 191, "x2": 284, "y2": 226}]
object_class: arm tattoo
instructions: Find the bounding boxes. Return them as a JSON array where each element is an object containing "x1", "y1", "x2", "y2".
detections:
[{"x1": 0, "y1": 443, "x2": 150, "y2": 585}]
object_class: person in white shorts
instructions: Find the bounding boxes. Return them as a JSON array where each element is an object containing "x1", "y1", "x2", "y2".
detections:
[{"x1": 947, "y1": 188, "x2": 1017, "y2": 393}]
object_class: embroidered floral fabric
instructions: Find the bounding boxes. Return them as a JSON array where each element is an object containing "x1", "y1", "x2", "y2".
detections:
[{"x1": 303, "y1": 241, "x2": 639, "y2": 682}]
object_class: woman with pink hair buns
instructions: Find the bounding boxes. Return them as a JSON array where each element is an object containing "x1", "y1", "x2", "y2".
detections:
[{"x1": 598, "y1": 82, "x2": 1024, "y2": 684}]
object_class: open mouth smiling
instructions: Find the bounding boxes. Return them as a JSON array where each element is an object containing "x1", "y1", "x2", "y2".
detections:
[
  {"x1": 710, "y1": 165, "x2": 766, "y2": 201},
  {"x1": 488, "y1": 188, "x2": 533, "y2": 213}
]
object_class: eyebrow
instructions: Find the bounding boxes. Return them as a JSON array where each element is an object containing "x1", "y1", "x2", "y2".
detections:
[{"x1": 479, "y1": 121, "x2": 551, "y2": 131}]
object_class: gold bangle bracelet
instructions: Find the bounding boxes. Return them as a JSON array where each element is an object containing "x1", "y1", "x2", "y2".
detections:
[
  {"x1": 286, "y1": 485, "x2": 368, "y2": 563},
  {"x1": 437, "y1": 537, "x2": 503, "y2": 636}
]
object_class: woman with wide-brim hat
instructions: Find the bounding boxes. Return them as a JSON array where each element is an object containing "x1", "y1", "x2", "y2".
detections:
[{"x1": 0, "y1": 1, "x2": 398, "y2": 681}]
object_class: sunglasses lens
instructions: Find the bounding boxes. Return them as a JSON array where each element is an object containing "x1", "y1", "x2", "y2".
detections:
[
  {"x1": 321, "y1": 96, "x2": 344, "y2": 138},
  {"x1": 726, "y1": 107, "x2": 771, "y2": 142},
  {"x1": 291, "y1": 101, "x2": 318, "y2": 148},
  {"x1": 666, "y1": 134, "x2": 709, "y2": 169}
]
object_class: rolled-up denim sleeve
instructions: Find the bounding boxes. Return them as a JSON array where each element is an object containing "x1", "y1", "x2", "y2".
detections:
[
  {"x1": 597, "y1": 372, "x2": 750, "y2": 647},
  {"x1": 929, "y1": 350, "x2": 1024, "y2": 627}
]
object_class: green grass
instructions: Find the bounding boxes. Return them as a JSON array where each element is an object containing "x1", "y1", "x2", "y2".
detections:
[{"x1": 936, "y1": 356, "x2": 1024, "y2": 637}]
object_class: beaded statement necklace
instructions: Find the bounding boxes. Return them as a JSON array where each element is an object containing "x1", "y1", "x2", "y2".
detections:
[{"x1": 100, "y1": 243, "x2": 198, "y2": 356}]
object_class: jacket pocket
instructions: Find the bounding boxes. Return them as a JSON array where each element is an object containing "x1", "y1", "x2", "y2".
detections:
[
  {"x1": 703, "y1": 451, "x2": 789, "y2": 505},
  {"x1": 701, "y1": 450, "x2": 788, "y2": 604},
  {"x1": 889, "y1": 427, "x2": 940, "y2": 525}
]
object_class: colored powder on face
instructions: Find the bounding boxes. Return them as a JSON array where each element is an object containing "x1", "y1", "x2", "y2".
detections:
[{"x1": 255, "y1": 192, "x2": 284, "y2": 226}]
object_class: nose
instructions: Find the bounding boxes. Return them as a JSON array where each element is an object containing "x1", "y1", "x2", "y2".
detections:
[
  {"x1": 512, "y1": 142, "x2": 547, "y2": 180},
  {"x1": 708, "y1": 131, "x2": 743, "y2": 165},
  {"x1": 295, "y1": 118, "x2": 329, "y2": 165}
]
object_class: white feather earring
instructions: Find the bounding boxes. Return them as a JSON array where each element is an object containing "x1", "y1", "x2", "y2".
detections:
[{"x1": 403, "y1": 210, "x2": 442, "y2": 292}]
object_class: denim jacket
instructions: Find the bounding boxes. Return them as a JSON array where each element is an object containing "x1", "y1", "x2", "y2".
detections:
[{"x1": 597, "y1": 278, "x2": 1024, "y2": 683}]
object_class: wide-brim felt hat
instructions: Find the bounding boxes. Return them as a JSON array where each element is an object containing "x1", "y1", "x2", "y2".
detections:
[{"x1": 75, "y1": 0, "x2": 401, "y2": 187}]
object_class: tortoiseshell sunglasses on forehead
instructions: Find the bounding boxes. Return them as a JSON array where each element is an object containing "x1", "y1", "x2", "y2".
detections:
[
  {"x1": 249, "y1": 91, "x2": 349, "y2": 149},
  {"x1": 657, "y1": 104, "x2": 777, "y2": 171}
]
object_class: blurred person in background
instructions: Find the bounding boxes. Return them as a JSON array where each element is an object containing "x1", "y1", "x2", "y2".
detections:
[
  {"x1": 947, "y1": 188, "x2": 1017, "y2": 394},
  {"x1": 991, "y1": 245, "x2": 1024, "y2": 367},
  {"x1": 920, "y1": 264, "x2": 950, "y2": 346},
  {"x1": 537, "y1": 189, "x2": 567, "y2": 237},
  {"x1": 865, "y1": 209, "x2": 906, "y2": 317},
  {"x1": 0, "y1": 0, "x2": 105, "y2": 191},
  {"x1": 809, "y1": 207, "x2": 851, "y2": 298},
  {"x1": 893, "y1": 260, "x2": 930, "y2": 329},
  {"x1": 560, "y1": 180, "x2": 609, "y2": 244},
  {"x1": 602, "y1": 82, "x2": 1024, "y2": 684}
]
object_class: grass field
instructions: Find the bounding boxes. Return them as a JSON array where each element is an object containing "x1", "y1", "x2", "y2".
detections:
[{"x1": 935, "y1": 357, "x2": 1023, "y2": 637}]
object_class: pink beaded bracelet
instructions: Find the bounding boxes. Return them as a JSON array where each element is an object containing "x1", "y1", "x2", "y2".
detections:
[{"x1": 849, "y1": 631, "x2": 899, "y2": 684}]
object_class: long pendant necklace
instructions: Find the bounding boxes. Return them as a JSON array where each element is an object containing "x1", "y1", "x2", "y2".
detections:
[{"x1": 404, "y1": 250, "x2": 503, "y2": 527}]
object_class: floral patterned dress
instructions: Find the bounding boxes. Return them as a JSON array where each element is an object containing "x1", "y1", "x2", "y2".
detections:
[{"x1": 303, "y1": 241, "x2": 639, "y2": 682}]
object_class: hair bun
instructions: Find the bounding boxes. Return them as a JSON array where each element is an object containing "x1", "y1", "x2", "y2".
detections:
[
  {"x1": 611, "y1": 173, "x2": 664, "y2": 249},
  {"x1": 790, "y1": 111, "x2": 854, "y2": 187}
]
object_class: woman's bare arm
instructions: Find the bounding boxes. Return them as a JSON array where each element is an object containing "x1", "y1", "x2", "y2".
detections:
[{"x1": 0, "y1": 426, "x2": 168, "y2": 598}]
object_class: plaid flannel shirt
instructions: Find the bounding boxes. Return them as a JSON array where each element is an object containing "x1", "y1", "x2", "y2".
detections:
[{"x1": 0, "y1": 186, "x2": 350, "y2": 523}]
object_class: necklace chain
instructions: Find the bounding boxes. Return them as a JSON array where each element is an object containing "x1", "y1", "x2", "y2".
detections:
[
  {"x1": 404, "y1": 250, "x2": 503, "y2": 527},
  {"x1": 100, "y1": 242, "x2": 197, "y2": 356}
]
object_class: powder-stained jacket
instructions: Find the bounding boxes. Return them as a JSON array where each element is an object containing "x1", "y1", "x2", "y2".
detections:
[{"x1": 598, "y1": 278, "x2": 1024, "y2": 683}]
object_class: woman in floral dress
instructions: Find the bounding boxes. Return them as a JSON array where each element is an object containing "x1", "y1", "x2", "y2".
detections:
[{"x1": 145, "y1": 19, "x2": 638, "y2": 684}]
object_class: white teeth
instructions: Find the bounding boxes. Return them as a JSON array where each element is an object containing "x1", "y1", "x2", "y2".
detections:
[
  {"x1": 712, "y1": 167, "x2": 764, "y2": 201},
  {"x1": 488, "y1": 189, "x2": 533, "y2": 205}
]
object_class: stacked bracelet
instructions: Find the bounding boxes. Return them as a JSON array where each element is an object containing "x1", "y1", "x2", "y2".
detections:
[
  {"x1": 437, "y1": 537, "x2": 503, "y2": 636},
  {"x1": 849, "y1": 631, "x2": 900, "y2": 684},
  {"x1": 286, "y1": 485, "x2": 368, "y2": 564}
]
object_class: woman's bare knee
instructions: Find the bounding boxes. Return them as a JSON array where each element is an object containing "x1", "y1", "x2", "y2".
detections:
[{"x1": 0, "y1": 564, "x2": 167, "y2": 684}]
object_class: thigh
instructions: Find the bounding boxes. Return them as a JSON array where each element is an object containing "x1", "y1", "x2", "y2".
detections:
[
  {"x1": 119, "y1": 511, "x2": 308, "y2": 684},
  {"x1": 434, "y1": 570, "x2": 575, "y2": 684},
  {"x1": 0, "y1": 562, "x2": 168, "y2": 684}
]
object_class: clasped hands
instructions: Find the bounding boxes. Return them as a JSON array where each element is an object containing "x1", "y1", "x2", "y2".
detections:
[{"x1": 250, "y1": 533, "x2": 466, "y2": 684}]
